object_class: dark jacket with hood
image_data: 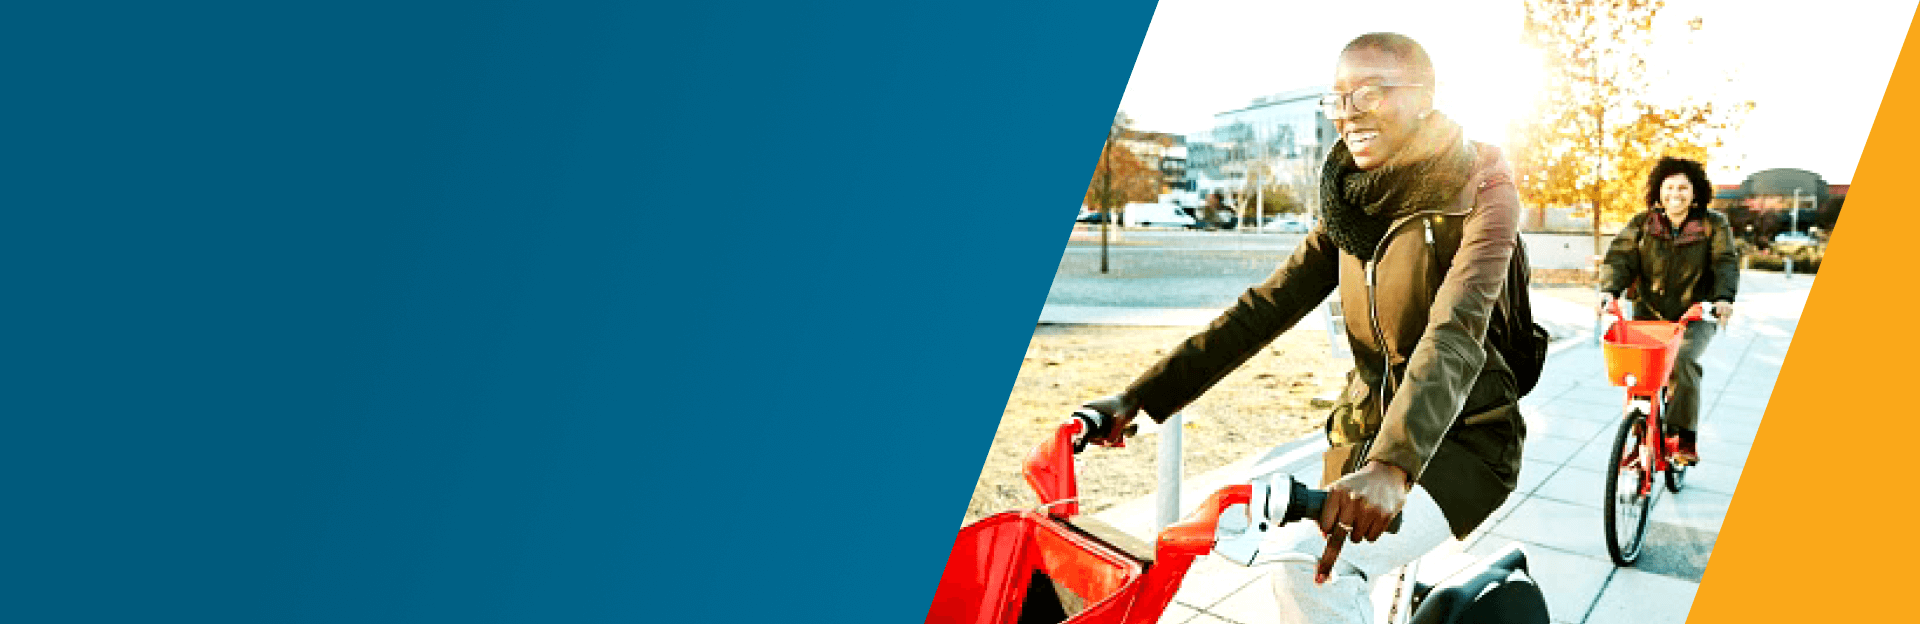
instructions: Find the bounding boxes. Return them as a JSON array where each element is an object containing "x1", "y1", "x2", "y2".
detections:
[{"x1": 1599, "y1": 208, "x2": 1739, "y2": 321}]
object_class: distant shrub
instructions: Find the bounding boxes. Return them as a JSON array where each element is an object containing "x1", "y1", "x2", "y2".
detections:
[{"x1": 1743, "y1": 246, "x2": 1822, "y2": 274}]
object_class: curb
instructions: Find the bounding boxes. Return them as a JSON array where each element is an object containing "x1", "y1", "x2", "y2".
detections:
[{"x1": 1547, "y1": 332, "x2": 1594, "y2": 359}]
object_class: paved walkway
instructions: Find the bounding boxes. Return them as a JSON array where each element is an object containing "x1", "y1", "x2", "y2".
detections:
[{"x1": 1083, "y1": 271, "x2": 1809, "y2": 624}]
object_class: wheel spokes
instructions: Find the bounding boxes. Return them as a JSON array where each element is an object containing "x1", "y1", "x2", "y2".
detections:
[{"x1": 1612, "y1": 429, "x2": 1651, "y2": 545}]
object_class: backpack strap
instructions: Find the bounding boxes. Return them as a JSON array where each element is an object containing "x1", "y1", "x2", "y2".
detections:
[
  {"x1": 1430, "y1": 144, "x2": 1521, "y2": 329},
  {"x1": 1432, "y1": 141, "x2": 1513, "y2": 264},
  {"x1": 1429, "y1": 141, "x2": 1478, "y2": 272},
  {"x1": 1427, "y1": 205, "x2": 1513, "y2": 315}
]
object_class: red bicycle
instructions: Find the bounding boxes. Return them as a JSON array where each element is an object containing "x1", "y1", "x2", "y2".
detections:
[
  {"x1": 1599, "y1": 300, "x2": 1716, "y2": 566},
  {"x1": 926, "y1": 411, "x2": 1554, "y2": 624}
]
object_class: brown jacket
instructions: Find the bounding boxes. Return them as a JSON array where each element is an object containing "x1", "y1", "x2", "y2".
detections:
[
  {"x1": 1124, "y1": 142, "x2": 1525, "y2": 539},
  {"x1": 1599, "y1": 209, "x2": 1739, "y2": 321}
]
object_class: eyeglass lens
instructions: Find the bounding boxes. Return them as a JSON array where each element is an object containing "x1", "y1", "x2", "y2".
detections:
[{"x1": 1321, "y1": 86, "x2": 1386, "y2": 116}]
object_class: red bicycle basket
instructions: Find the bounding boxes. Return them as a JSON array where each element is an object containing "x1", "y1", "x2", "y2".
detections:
[
  {"x1": 1602, "y1": 320, "x2": 1687, "y2": 394},
  {"x1": 925, "y1": 511, "x2": 1146, "y2": 624}
]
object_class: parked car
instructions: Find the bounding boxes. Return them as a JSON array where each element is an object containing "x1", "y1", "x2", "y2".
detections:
[
  {"x1": 1266, "y1": 214, "x2": 1313, "y2": 233},
  {"x1": 1772, "y1": 231, "x2": 1816, "y2": 253}
]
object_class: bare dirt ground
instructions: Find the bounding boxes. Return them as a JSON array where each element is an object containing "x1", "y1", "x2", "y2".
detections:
[{"x1": 960, "y1": 325, "x2": 1342, "y2": 526}]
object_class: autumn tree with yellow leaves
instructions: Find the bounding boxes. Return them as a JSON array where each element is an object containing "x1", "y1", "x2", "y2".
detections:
[
  {"x1": 1083, "y1": 112, "x2": 1161, "y2": 222},
  {"x1": 1507, "y1": 0, "x2": 1751, "y2": 254},
  {"x1": 1082, "y1": 112, "x2": 1162, "y2": 272}
]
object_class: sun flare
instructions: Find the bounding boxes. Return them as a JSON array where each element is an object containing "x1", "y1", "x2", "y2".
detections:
[{"x1": 1435, "y1": 38, "x2": 1546, "y2": 151}]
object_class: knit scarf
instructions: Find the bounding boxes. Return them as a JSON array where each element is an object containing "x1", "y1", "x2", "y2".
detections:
[{"x1": 1320, "y1": 112, "x2": 1474, "y2": 260}]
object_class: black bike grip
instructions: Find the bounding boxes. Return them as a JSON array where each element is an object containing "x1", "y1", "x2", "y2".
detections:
[
  {"x1": 1070, "y1": 408, "x2": 1145, "y2": 453},
  {"x1": 1070, "y1": 409, "x2": 1110, "y2": 453},
  {"x1": 1285, "y1": 479, "x2": 1403, "y2": 533}
]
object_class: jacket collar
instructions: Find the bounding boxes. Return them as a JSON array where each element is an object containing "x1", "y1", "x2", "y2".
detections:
[{"x1": 1646, "y1": 209, "x2": 1709, "y2": 245}]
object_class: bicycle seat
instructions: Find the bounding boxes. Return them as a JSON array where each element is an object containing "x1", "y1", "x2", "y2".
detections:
[{"x1": 1407, "y1": 543, "x2": 1549, "y2": 624}]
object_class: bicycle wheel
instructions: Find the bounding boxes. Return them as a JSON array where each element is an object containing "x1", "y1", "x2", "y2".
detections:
[{"x1": 1603, "y1": 410, "x2": 1655, "y2": 566}]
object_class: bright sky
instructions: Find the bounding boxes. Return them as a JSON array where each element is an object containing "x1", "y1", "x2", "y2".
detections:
[{"x1": 1116, "y1": 0, "x2": 1917, "y2": 185}]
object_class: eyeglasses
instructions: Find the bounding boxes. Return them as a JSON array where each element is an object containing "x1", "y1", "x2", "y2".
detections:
[{"x1": 1319, "y1": 84, "x2": 1425, "y2": 118}]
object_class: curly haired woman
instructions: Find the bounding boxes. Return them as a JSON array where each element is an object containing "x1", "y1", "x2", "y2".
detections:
[{"x1": 1599, "y1": 156, "x2": 1739, "y2": 464}]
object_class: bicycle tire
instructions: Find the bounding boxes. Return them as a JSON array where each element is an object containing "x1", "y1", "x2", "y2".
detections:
[{"x1": 1604, "y1": 410, "x2": 1655, "y2": 566}]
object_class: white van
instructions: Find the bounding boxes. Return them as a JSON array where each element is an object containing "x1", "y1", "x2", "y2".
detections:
[{"x1": 1121, "y1": 200, "x2": 1197, "y2": 228}]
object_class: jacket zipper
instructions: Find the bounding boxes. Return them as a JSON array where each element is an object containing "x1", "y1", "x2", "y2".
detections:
[
  {"x1": 1364, "y1": 210, "x2": 1451, "y2": 403},
  {"x1": 1357, "y1": 199, "x2": 1477, "y2": 471},
  {"x1": 1352, "y1": 139, "x2": 1488, "y2": 473},
  {"x1": 1663, "y1": 234, "x2": 1677, "y2": 320},
  {"x1": 1647, "y1": 217, "x2": 1689, "y2": 322}
]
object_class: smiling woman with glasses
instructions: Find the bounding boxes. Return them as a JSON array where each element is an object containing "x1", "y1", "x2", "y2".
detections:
[{"x1": 1074, "y1": 32, "x2": 1530, "y2": 624}]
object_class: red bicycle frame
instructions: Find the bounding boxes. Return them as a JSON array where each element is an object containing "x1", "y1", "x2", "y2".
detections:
[
  {"x1": 929, "y1": 418, "x2": 1250, "y2": 624},
  {"x1": 1602, "y1": 300, "x2": 1710, "y2": 495}
]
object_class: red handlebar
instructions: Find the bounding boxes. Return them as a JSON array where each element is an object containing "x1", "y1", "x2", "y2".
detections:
[
  {"x1": 1023, "y1": 419, "x2": 1083, "y2": 517},
  {"x1": 1605, "y1": 298, "x2": 1628, "y2": 325},
  {"x1": 1607, "y1": 299, "x2": 1713, "y2": 324}
]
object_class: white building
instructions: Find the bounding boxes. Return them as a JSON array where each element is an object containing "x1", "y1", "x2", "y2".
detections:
[{"x1": 1186, "y1": 87, "x2": 1337, "y2": 219}]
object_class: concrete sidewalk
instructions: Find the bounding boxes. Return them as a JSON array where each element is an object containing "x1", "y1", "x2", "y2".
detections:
[{"x1": 1084, "y1": 271, "x2": 1809, "y2": 624}]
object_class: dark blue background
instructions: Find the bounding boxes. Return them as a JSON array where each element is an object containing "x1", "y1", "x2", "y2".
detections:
[{"x1": 1, "y1": 1, "x2": 1157, "y2": 620}]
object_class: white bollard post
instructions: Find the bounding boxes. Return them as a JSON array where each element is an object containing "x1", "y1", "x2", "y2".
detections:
[
  {"x1": 1591, "y1": 255, "x2": 1604, "y2": 346},
  {"x1": 1156, "y1": 412, "x2": 1183, "y2": 532},
  {"x1": 1593, "y1": 282, "x2": 1603, "y2": 347}
]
